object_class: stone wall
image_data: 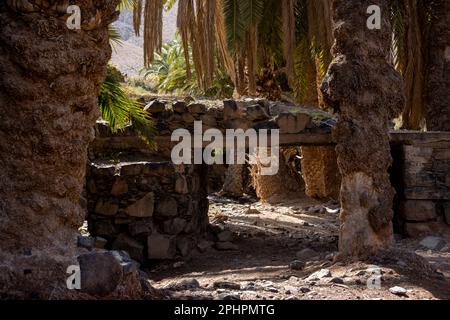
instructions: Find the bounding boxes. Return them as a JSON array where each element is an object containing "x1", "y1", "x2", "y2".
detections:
[
  {"x1": 85, "y1": 98, "x2": 337, "y2": 262},
  {"x1": 391, "y1": 132, "x2": 450, "y2": 237},
  {"x1": 86, "y1": 159, "x2": 209, "y2": 262}
]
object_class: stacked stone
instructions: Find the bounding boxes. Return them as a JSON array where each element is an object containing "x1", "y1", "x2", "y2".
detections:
[
  {"x1": 86, "y1": 160, "x2": 209, "y2": 262},
  {"x1": 391, "y1": 132, "x2": 450, "y2": 237},
  {"x1": 144, "y1": 98, "x2": 319, "y2": 136}
]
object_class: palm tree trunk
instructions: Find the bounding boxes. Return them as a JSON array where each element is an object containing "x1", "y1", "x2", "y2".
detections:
[
  {"x1": 0, "y1": 0, "x2": 118, "y2": 298},
  {"x1": 321, "y1": 0, "x2": 405, "y2": 258},
  {"x1": 424, "y1": 0, "x2": 450, "y2": 131},
  {"x1": 400, "y1": 0, "x2": 426, "y2": 130}
]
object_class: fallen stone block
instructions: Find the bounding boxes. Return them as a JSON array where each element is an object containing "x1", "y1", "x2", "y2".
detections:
[{"x1": 78, "y1": 252, "x2": 123, "y2": 297}]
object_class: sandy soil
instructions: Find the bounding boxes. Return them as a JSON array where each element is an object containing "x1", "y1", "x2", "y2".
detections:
[{"x1": 145, "y1": 195, "x2": 450, "y2": 300}]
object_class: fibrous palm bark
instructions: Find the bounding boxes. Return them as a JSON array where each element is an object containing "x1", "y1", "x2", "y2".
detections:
[
  {"x1": 0, "y1": 0, "x2": 119, "y2": 298},
  {"x1": 424, "y1": 0, "x2": 450, "y2": 131},
  {"x1": 321, "y1": 0, "x2": 404, "y2": 258}
]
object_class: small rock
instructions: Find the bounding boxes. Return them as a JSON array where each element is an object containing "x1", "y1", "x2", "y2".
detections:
[
  {"x1": 111, "y1": 250, "x2": 140, "y2": 275},
  {"x1": 77, "y1": 236, "x2": 95, "y2": 250},
  {"x1": 245, "y1": 208, "x2": 262, "y2": 215},
  {"x1": 246, "y1": 104, "x2": 270, "y2": 121},
  {"x1": 144, "y1": 100, "x2": 166, "y2": 113},
  {"x1": 213, "y1": 281, "x2": 241, "y2": 290},
  {"x1": 306, "y1": 269, "x2": 332, "y2": 281},
  {"x1": 94, "y1": 200, "x2": 119, "y2": 216},
  {"x1": 299, "y1": 287, "x2": 311, "y2": 293},
  {"x1": 419, "y1": 236, "x2": 446, "y2": 251},
  {"x1": 111, "y1": 179, "x2": 128, "y2": 196},
  {"x1": 218, "y1": 293, "x2": 241, "y2": 300},
  {"x1": 174, "y1": 278, "x2": 200, "y2": 290},
  {"x1": 389, "y1": 286, "x2": 408, "y2": 297},
  {"x1": 124, "y1": 192, "x2": 154, "y2": 218},
  {"x1": 290, "y1": 260, "x2": 305, "y2": 270},
  {"x1": 189, "y1": 103, "x2": 207, "y2": 114},
  {"x1": 330, "y1": 277, "x2": 344, "y2": 284},
  {"x1": 173, "y1": 101, "x2": 187, "y2": 113}
]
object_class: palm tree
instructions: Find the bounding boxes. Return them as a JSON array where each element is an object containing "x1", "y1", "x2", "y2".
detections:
[
  {"x1": 423, "y1": 0, "x2": 450, "y2": 131},
  {"x1": 132, "y1": 0, "x2": 333, "y2": 103},
  {"x1": 321, "y1": 0, "x2": 404, "y2": 258},
  {"x1": 0, "y1": 0, "x2": 121, "y2": 298}
]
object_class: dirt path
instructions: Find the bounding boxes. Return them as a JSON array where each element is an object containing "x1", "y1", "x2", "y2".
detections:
[{"x1": 146, "y1": 195, "x2": 450, "y2": 300}]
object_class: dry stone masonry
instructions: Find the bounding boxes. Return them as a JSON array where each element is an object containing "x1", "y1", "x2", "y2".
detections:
[
  {"x1": 391, "y1": 132, "x2": 450, "y2": 237},
  {"x1": 87, "y1": 124, "x2": 209, "y2": 262},
  {"x1": 86, "y1": 98, "x2": 339, "y2": 262}
]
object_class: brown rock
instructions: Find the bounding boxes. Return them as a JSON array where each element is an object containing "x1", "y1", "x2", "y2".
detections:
[
  {"x1": 223, "y1": 99, "x2": 241, "y2": 120},
  {"x1": 200, "y1": 114, "x2": 217, "y2": 127},
  {"x1": 111, "y1": 179, "x2": 128, "y2": 196},
  {"x1": 189, "y1": 103, "x2": 207, "y2": 114},
  {"x1": 246, "y1": 104, "x2": 270, "y2": 121},
  {"x1": 124, "y1": 192, "x2": 154, "y2": 218},
  {"x1": 78, "y1": 252, "x2": 123, "y2": 297},
  {"x1": 155, "y1": 197, "x2": 178, "y2": 217},
  {"x1": 182, "y1": 112, "x2": 195, "y2": 124},
  {"x1": 276, "y1": 112, "x2": 311, "y2": 134},
  {"x1": 173, "y1": 101, "x2": 187, "y2": 113},
  {"x1": 95, "y1": 200, "x2": 119, "y2": 216},
  {"x1": 144, "y1": 100, "x2": 166, "y2": 113}
]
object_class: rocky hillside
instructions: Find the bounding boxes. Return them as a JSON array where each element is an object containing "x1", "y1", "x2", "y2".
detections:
[{"x1": 111, "y1": 4, "x2": 178, "y2": 77}]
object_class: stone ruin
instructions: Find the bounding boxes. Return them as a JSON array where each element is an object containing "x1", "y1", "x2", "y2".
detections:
[
  {"x1": 85, "y1": 98, "x2": 341, "y2": 263},
  {"x1": 84, "y1": 98, "x2": 450, "y2": 264},
  {"x1": 86, "y1": 124, "x2": 209, "y2": 261}
]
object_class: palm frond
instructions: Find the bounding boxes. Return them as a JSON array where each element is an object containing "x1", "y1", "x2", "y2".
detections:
[{"x1": 99, "y1": 66, "x2": 156, "y2": 148}]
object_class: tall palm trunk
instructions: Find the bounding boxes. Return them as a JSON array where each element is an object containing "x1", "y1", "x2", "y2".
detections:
[
  {"x1": 424, "y1": 0, "x2": 450, "y2": 131},
  {"x1": 400, "y1": 0, "x2": 426, "y2": 130},
  {"x1": 0, "y1": 0, "x2": 118, "y2": 298},
  {"x1": 321, "y1": 0, "x2": 404, "y2": 258}
]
